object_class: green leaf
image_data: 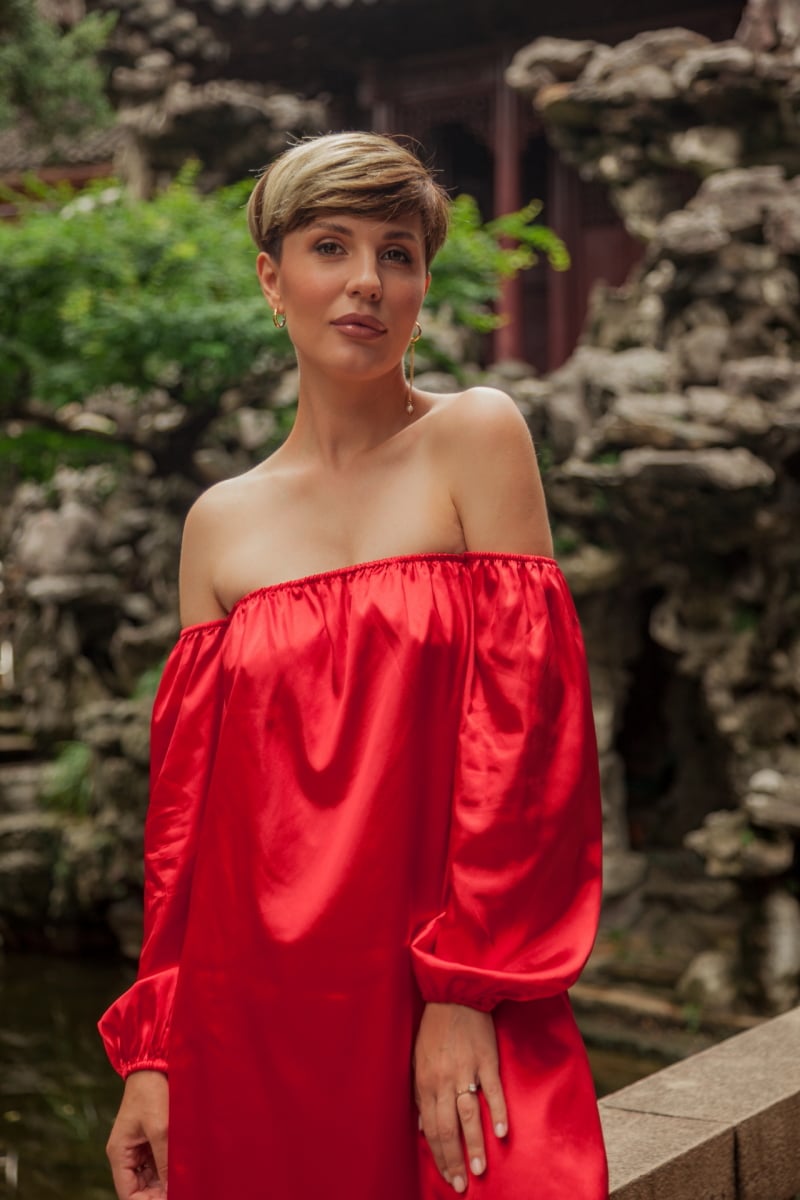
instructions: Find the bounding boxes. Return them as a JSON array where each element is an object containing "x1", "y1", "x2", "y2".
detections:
[
  {"x1": 0, "y1": 1, "x2": 116, "y2": 140},
  {"x1": 426, "y1": 194, "x2": 571, "y2": 334},
  {"x1": 40, "y1": 741, "x2": 93, "y2": 816}
]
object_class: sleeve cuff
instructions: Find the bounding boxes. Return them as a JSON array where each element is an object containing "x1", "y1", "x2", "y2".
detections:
[{"x1": 120, "y1": 1058, "x2": 169, "y2": 1080}]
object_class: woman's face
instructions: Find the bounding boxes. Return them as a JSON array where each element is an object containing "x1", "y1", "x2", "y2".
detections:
[{"x1": 256, "y1": 210, "x2": 430, "y2": 384}]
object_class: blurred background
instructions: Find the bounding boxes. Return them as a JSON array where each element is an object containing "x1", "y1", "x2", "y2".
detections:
[{"x1": 1, "y1": 0, "x2": 799, "y2": 1195}]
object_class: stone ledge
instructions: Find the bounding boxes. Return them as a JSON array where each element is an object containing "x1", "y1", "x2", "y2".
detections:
[
  {"x1": 600, "y1": 1006, "x2": 800, "y2": 1200},
  {"x1": 601, "y1": 1108, "x2": 734, "y2": 1200}
]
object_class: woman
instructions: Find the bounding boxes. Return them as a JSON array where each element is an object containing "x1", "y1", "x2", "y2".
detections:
[{"x1": 100, "y1": 131, "x2": 607, "y2": 1200}]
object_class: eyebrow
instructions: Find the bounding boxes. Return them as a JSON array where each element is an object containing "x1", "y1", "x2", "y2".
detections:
[{"x1": 309, "y1": 219, "x2": 419, "y2": 242}]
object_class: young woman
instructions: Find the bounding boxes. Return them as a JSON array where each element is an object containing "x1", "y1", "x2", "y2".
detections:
[{"x1": 100, "y1": 131, "x2": 607, "y2": 1200}]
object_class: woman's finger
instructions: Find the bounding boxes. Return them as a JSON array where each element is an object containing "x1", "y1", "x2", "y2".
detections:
[
  {"x1": 144, "y1": 1118, "x2": 168, "y2": 1189},
  {"x1": 478, "y1": 1060, "x2": 509, "y2": 1139},
  {"x1": 141, "y1": 1185, "x2": 167, "y2": 1199},
  {"x1": 420, "y1": 1093, "x2": 450, "y2": 1181},
  {"x1": 456, "y1": 1089, "x2": 486, "y2": 1178},
  {"x1": 436, "y1": 1090, "x2": 468, "y2": 1193},
  {"x1": 107, "y1": 1140, "x2": 149, "y2": 1199}
]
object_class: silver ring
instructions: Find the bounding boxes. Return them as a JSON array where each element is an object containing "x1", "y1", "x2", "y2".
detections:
[{"x1": 455, "y1": 1082, "x2": 480, "y2": 1098}]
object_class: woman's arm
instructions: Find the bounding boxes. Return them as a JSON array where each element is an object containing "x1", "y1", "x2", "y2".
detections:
[
  {"x1": 178, "y1": 489, "x2": 228, "y2": 627},
  {"x1": 442, "y1": 386, "x2": 554, "y2": 557},
  {"x1": 106, "y1": 1071, "x2": 169, "y2": 1199},
  {"x1": 102, "y1": 503, "x2": 228, "y2": 1197},
  {"x1": 414, "y1": 389, "x2": 596, "y2": 1194}
]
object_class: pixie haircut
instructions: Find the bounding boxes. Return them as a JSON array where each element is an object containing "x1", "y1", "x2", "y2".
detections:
[{"x1": 247, "y1": 132, "x2": 450, "y2": 268}]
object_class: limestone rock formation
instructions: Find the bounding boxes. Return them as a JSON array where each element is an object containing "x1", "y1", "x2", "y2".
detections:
[
  {"x1": 508, "y1": 13, "x2": 800, "y2": 239},
  {"x1": 508, "y1": 5, "x2": 800, "y2": 1014},
  {"x1": 50, "y1": 0, "x2": 332, "y2": 194},
  {"x1": 114, "y1": 78, "x2": 328, "y2": 196},
  {"x1": 736, "y1": 0, "x2": 800, "y2": 52}
]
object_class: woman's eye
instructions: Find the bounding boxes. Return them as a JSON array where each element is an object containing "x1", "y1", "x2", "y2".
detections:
[
  {"x1": 315, "y1": 240, "x2": 343, "y2": 255},
  {"x1": 383, "y1": 247, "x2": 412, "y2": 263}
]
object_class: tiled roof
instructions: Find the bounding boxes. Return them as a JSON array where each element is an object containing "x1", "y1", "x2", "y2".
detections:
[{"x1": 0, "y1": 123, "x2": 123, "y2": 174}]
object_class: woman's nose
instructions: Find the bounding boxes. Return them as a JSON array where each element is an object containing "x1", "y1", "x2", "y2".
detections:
[{"x1": 347, "y1": 254, "x2": 382, "y2": 301}]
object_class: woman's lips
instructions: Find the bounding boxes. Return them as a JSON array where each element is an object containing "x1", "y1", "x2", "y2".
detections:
[{"x1": 331, "y1": 314, "x2": 387, "y2": 340}]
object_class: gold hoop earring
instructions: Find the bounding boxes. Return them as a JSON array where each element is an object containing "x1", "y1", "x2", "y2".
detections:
[
  {"x1": 406, "y1": 321, "x2": 422, "y2": 415},
  {"x1": 272, "y1": 308, "x2": 286, "y2": 329}
]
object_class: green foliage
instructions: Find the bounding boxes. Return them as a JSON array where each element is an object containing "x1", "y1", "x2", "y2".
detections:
[
  {"x1": 132, "y1": 661, "x2": 166, "y2": 701},
  {"x1": 0, "y1": 425, "x2": 130, "y2": 482},
  {"x1": 537, "y1": 442, "x2": 555, "y2": 475},
  {"x1": 681, "y1": 1002, "x2": 703, "y2": 1035},
  {"x1": 0, "y1": 165, "x2": 292, "y2": 417},
  {"x1": 552, "y1": 528, "x2": 580, "y2": 557},
  {"x1": 427, "y1": 194, "x2": 570, "y2": 332},
  {"x1": 41, "y1": 741, "x2": 92, "y2": 816},
  {"x1": 733, "y1": 605, "x2": 759, "y2": 633},
  {"x1": 0, "y1": 172, "x2": 570, "y2": 481},
  {"x1": 0, "y1": 0, "x2": 115, "y2": 139}
]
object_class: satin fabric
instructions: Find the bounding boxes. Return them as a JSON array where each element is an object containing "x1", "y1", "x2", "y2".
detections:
[{"x1": 99, "y1": 553, "x2": 608, "y2": 1199}]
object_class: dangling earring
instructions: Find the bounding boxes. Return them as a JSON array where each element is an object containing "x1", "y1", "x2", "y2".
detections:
[
  {"x1": 406, "y1": 321, "x2": 422, "y2": 415},
  {"x1": 272, "y1": 308, "x2": 286, "y2": 329}
]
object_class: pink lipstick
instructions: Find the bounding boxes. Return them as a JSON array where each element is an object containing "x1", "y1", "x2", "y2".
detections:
[{"x1": 331, "y1": 313, "x2": 387, "y2": 339}]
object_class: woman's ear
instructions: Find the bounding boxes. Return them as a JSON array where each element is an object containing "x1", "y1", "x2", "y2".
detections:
[
  {"x1": 256, "y1": 252, "x2": 282, "y2": 308},
  {"x1": 424, "y1": 271, "x2": 431, "y2": 297}
]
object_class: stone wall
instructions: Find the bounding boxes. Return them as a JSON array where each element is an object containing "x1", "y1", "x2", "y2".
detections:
[{"x1": 602, "y1": 1005, "x2": 800, "y2": 1199}]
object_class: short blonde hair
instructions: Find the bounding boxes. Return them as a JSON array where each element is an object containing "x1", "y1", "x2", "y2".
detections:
[{"x1": 247, "y1": 132, "x2": 450, "y2": 268}]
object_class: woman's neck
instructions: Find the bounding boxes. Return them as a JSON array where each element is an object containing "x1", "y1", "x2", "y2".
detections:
[{"x1": 281, "y1": 363, "x2": 413, "y2": 470}]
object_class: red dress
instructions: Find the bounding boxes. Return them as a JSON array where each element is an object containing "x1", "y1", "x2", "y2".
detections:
[{"x1": 99, "y1": 553, "x2": 608, "y2": 1199}]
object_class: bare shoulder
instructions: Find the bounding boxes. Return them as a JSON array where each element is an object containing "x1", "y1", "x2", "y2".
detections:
[
  {"x1": 432, "y1": 385, "x2": 531, "y2": 457},
  {"x1": 436, "y1": 383, "x2": 528, "y2": 428},
  {"x1": 182, "y1": 472, "x2": 256, "y2": 564},
  {"x1": 427, "y1": 386, "x2": 553, "y2": 556},
  {"x1": 184, "y1": 471, "x2": 254, "y2": 533},
  {"x1": 179, "y1": 469, "x2": 265, "y2": 627}
]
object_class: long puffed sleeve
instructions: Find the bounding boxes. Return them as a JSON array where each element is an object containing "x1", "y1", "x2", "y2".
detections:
[
  {"x1": 410, "y1": 555, "x2": 602, "y2": 1011},
  {"x1": 98, "y1": 620, "x2": 226, "y2": 1078}
]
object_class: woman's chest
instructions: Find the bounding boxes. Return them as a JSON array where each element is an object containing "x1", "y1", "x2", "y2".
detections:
[{"x1": 214, "y1": 454, "x2": 463, "y2": 613}]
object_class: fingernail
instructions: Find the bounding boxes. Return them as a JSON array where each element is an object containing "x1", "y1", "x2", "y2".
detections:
[
  {"x1": 452, "y1": 1176, "x2": 466, "y2": 1194},
  {"x1": 495, "y1": 1121, "x2": 508, "y2": 1137},
  {"x1": 470, "y1": 1156, "x2": 484, "y2": 1175}
]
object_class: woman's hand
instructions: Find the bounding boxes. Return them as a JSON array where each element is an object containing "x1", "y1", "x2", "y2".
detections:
[
  {"x1": 414, "y1": 1002, "x2": 508, "y2": 1194},
  {"x1": 106, "y1": 1070, "x2": 169, "y2": 1198}
]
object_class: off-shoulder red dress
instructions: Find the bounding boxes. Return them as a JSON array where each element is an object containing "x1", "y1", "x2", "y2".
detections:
[{"x1": 99, "y1": 553, "x2": 608, "y2": 1199}]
